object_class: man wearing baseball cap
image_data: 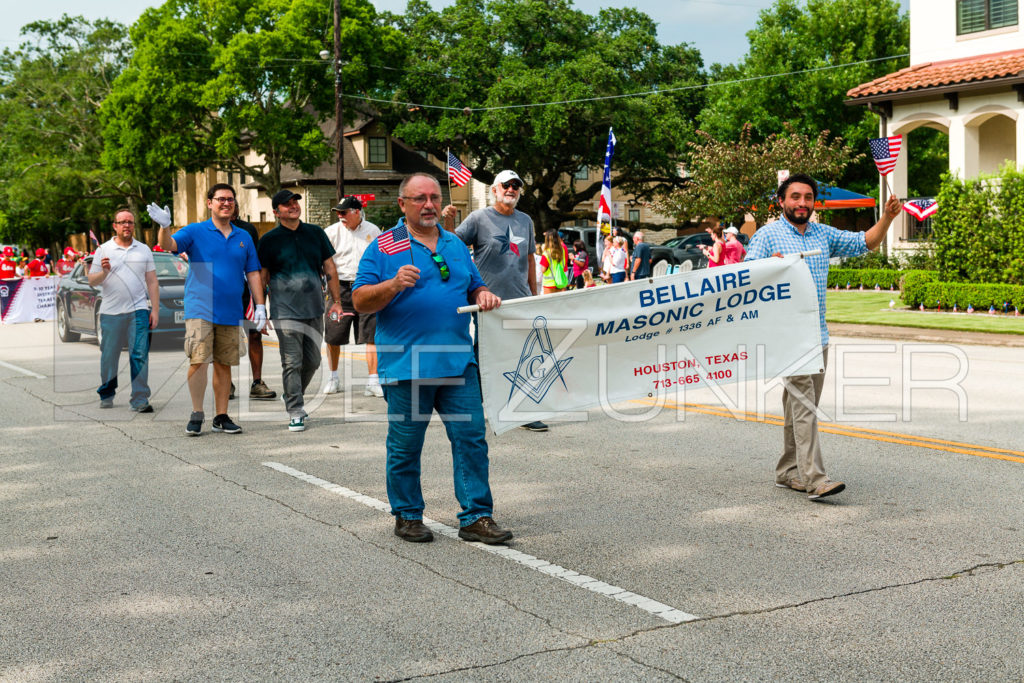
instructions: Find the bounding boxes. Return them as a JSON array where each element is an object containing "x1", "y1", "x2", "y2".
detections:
[
  {"x1": 0, "y1": 247, "x2": 17, "y2": 279},
  {"x1": 441, "y1": 169, "x2": 547, "y2": 432},
  {"x1": 27, "y1": 248, "x2": 50, "y2": 277},
  {"x1": 322, "y1": 195, "x2": 383, "y2": 397},
  {"x1": 257, "y1": 189, "x2": 342, "y2": 432}
]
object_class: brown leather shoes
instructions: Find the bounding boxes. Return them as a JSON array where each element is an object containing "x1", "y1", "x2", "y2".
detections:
[
  {"x1": 394, "y1": 517, "x2": 433, "y2": 543},
  {"x1": 807, "y1": 480, "x2": 846, "y2": 500},
  {"x1": 775, "y1": 477, "x2": 806, "y2": 492},
  {"x1": 458, "y1": 516, "x2": 513, "y2": 544}
]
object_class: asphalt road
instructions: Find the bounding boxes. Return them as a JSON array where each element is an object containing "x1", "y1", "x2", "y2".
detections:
[{"x1": 2, "y1": 321, "x2": 1023, "y2": 681}]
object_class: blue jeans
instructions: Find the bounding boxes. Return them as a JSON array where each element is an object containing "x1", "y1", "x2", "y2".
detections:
[
  {"x1": 97, "y1": 310, "x2": 151, "y2": 408},
  {"x1": 610, "y1": 271, "x2": 626, "y2": 283},
  {"x1": 383, "y1": 364, "x2": 493, "y2": 526}
]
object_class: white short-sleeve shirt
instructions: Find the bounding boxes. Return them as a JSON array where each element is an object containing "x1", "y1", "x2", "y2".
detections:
[{"x1": 90, "y1": 239, "x2": 156, "y2": 315}]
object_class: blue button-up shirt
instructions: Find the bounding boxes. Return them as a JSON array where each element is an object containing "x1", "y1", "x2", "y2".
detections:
[
  {"x1": 354, "y1": 223, "x2": 486, "y2": 382},
  {"x1": 173, "y1": 219, "x2": 261, "y2": 325},
  {"x1": 744, "y1": 217, "x2": 867, "y2": 345}
]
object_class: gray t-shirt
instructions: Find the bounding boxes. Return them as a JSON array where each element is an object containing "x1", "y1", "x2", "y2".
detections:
[{"x1": 455, "y1": 206, "x2": 536, "y2": 300}]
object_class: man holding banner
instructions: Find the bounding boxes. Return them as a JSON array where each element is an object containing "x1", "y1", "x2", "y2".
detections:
[
  {"x1": 746, "y1": 173, "x2": 902, "y2": 500},
  {"x1": 353, "y1": 173, "x2": 512, "y2": 545}
]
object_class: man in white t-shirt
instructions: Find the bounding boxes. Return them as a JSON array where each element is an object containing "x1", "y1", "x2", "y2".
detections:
[
  {"x1": 88, "y1": 208, "x2": 159, "y2": 411},
  {"x1": 321, "y1": 196, "x2": 383, "y2": 396}
]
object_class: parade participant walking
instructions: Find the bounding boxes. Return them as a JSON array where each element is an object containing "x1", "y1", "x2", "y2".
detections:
[
  {"x1": 723, "y1": 226, "x2": 746, "y2": 264},
  {"x1": 441, "y1": 169, "x2": 546, "y2": 431},
  {"x1": 231, "y1": 206, "x2": 276, "y2": 402},
  {"x1": 353, "y1": 173, "x2": 511, "y2": 545},
  {"x1": 322, "y1": 196, "x2": 382, "y2": 397},
  {"x1": 257, "y1": 190, "x2": 342, "y2": 432},
  {"x1": 88, "y1": 208, "x2": 159, "y2": 412},
  {"x1": 0, "y1": 248, "x2": 16, "y2": 279},
  {"x1": 27, "y1": 249, "x2": 49, "y2": 277},
  {"x1": 540, "y1": 230, "x2": 569, "y2": 293},
  {"x1": 149, "y1": 184, "x2": 266, "y2": 436},
  {"x1": 745, "y1": 173, "x2": 902, "y2": 500},
  {"x1": 629, "y1": 231, "x2": 652, "y2": 280},
  {"x1": 54, "y1": 248, "x2": 77, "y2": 276}
]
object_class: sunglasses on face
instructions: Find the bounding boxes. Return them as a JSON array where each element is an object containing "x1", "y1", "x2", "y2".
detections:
[
  {"x1": 431, "y1": 252, "x2": 450, "y2": 281},
  {"x1": 500, "y1": 180, "x2": 523, "y2": 190}
]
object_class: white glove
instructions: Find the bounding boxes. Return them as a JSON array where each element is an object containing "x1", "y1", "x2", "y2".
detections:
[
  {"x1": 253, "y1": 304, "x2": 268, "y2": 332},
  {"x1": 146, "y1": 203, "x2": 172, "y2": 228}
]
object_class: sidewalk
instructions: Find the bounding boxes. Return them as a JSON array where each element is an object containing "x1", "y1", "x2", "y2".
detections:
[{"x1": 830, "y1": 322, "x2": 1024, "y2": 347}]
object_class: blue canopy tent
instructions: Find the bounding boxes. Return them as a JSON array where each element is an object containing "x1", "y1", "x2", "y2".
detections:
[{"x1": 815, "y1": 184, "x2": 876, "y2": 210}]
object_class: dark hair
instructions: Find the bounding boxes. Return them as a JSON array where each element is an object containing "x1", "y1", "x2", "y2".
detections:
[
  {"x1": 573, "y1": 239, "x2": 586, "y2": 253},
  {"x1": 207, "y1": 183, "x2": 236, "y2": 200},
  {"x1": 777, "y1": 173, "x2": 818, "y2": 200}
]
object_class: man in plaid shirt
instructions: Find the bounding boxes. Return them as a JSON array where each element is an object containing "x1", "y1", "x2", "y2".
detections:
[{"x1": 745, "y1": 173, "x2": 902, "y2": 501}]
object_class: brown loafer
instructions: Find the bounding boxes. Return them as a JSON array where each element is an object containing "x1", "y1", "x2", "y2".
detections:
[
  {"x1": 458, "y1": 516, "x2": 513, "y2": 544},
  {"x1": 775, "y1": 477, "x2": 806, "y2": 492},
  {"x1": 394, "y1": 517, "x2": 433, "y2": 543},
  {"x1": 808, "y1": 480, "x2": 846, "y2": 500}
]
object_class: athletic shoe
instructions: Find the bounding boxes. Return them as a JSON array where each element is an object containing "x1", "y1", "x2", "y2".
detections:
[
  {"x1": 99, "y1": 397, "x2": 114, "y2": 409},
  {"x1": 519, "y1": 421, "x2": 548, "y2": 432},
  {"x1": 249, "y1": 379, "x2": 277, "y2": 400},
  {"x1": 323, "y1": 377, "x2": 341, "y2": 394},
  {"x1": 131, "y1": 403, "x2": 154, "y2": 413},
  {"x1": 364, "y1": 383, "x2": 384, "y2": 398},
  {"x1": 775, "y1": 477, "x2": 806, "y2": 492},
  {"x1": 186, "y1": 411, "x2": 204, "y2": 436},
  {"x1": 808, "y1": 480, "x2": 846, "y2": 500},
  {"x1": 288, "y1": 416, "x2": 305, "y2": 432},
  {"x1": 211, "y1": 414, "x2": 242, "y2": 434}
]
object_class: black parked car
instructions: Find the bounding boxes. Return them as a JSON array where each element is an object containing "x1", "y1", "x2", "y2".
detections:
[
  {"x1": 56, "y1": 252, "x2": 189, "y2": 346},
  {"x1": 649, "y1": 231, "x2": 750, "y2": 275}
]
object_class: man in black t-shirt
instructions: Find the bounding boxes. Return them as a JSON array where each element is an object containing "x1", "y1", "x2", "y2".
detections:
[
  {"x1": 257, "y1": 190, "x2": 343, "y2": 432},
  {"x1": 232, "y1": 208, "x2": 276, "y2": 401}
]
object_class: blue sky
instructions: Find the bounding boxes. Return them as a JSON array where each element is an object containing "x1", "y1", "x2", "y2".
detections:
[{"x1": 3, "y1": 0, "x2": 910, "y2": 68}]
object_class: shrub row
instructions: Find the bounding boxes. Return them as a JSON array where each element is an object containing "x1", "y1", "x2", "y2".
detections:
[
  {"x1": 904, "y1": 281, "x2": 1024, "y2": 311},
  {"x1": 828, "y1": 268, "x2": 915, "y2": 290}
]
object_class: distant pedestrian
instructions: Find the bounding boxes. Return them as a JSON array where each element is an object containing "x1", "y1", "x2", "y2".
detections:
[
  {"x1": 723, "y1": 226, "x2": 746, "y2": 265},
  {"x1": 88, "y1": 208, "x2": 159, "y2": 412},
  {"x1": 539, "y1": 230, "x2": 569, "y2": 294},
  {"x1": 570, "y1": 239, "x2": 589, "y2": 289},
  {"x1": 27, "y1": 249, "x2": 49, "y2": 277},
  {"x1": 630, "y1": 231, "x2": 652, "y2": 280},
  {"x1": 149, "y1": 184, "x2": 267, "y2": 436},
  {"x1": 607, "y1": 236, "x2": 628, "y2": 283},
  {"x1": 257, "y1": 190, "x2": 342, "y2": 432},
  {"x1": 702, "y1": 225, "x2": 726, "y2": 268},
  {"x1": 745, "y1": 173, "x2": 902, "y2": 500},
  {"x1": 0, "y1": 248, "x2": 16, "y2": 279}
]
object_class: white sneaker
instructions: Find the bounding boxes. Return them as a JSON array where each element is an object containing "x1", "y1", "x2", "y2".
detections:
[
  {"x1": 323, "y1": 376, "x2": 341, "y2": 394},
  {"x1": 364, "y1": 383, "x2": 384, "y2": 398}
]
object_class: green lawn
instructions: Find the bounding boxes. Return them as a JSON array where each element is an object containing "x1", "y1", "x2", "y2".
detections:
[{"x1": 825, "y1": 291, "x2": 1024, "y2": 336}]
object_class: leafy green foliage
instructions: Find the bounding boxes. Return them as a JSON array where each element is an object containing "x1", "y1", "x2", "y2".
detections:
[
  {"x1": 827, "y1": 268, "x2": 904, "y2": 289},
  {"x1": 931, "y1": 165, "x2": 1024, "y2": 284},
  {"x1": 698, "y1": 0, "x2": 917, "y2": 197},
  {"x1": 0, "y1": 16, "x2": 157, "y2": 247},
  {"x1": 381, "y1": 0, "x2": 705, "y2": 233},
  {"x1": 101, "y1": 0, "x2": 404, "y2": 200},
  {"x1": 653, "y1": 124, "x2": 863, "y2": 227}
]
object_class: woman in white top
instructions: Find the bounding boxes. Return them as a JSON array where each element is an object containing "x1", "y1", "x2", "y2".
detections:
[{"x1": 607, "y1": 236, "x2": 628, "y2": 283}]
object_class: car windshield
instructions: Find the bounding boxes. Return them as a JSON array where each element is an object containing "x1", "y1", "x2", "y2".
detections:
[{"x1": 154, "y1": 254, "x2": 189, "y2": 279}]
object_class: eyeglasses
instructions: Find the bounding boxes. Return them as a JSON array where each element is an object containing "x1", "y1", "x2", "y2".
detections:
[
  {"x1": 430, "y1": 253, "x2": 450, "y2": 282},
  {"x1": 114, "y1": 220, "x2": 135, "y2": 226},
  {"x1": 211, "y1": 196, "x2": 236, "y2": 204},
  {"x1": 400, "y1": 194, "x2": 443, "y2": 206},
  {"x1": 500, "y1": 180, "x2": 523, "y2": 190}
]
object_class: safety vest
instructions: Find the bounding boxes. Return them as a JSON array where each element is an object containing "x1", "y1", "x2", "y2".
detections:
[{"x1": 542, "y1": 257, "x2": 568, "y2": 289}]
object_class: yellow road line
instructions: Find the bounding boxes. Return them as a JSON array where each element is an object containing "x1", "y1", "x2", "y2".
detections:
[{"x1": 633, "y1": 398, "x2": 1024, "y2": 465}]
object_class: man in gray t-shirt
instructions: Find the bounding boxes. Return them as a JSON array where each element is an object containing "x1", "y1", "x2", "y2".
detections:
[
  {"x1": 443, "y1": 169, "x2": 537, "y2": 301},
  {"x1": 443, "y1": 169, "x2": 547, "y2": 432}
]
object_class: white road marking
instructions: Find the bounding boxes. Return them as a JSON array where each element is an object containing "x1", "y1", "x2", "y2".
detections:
[
  {"x1": 0, "y1": 359, "x2": 46, "y2": 379},
  {"x1": 263, "y1": 461, "x2": 699, "y2": 624}
]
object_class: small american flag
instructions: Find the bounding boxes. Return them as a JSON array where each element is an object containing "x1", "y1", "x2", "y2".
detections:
[
  {"x1": 903, "y1": 198, "x2": 938, "y2": 221},
  {"x1": 378, "y1": 224, "x2": 411, "y2": 255},
  {"x1": 447, "y1": 152, "x2": 472, "y2": 187},
  {"x1": 868, "y1": 135, "x2": 902, "y2": 175},
  {"x1": 89, "y1": 230, "x2": 100, "y2": 246}
]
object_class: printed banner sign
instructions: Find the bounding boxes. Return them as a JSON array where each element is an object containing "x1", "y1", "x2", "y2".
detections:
[
  {"x1": 0, "y1": 277, "x2": 56, "y2": 324},
  {"x1": 477, "y1": 254, "x2": 823, "y2": 435}
]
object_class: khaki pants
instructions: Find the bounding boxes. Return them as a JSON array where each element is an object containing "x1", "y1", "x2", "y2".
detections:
[{"x1": 777, "y1": 345, "x2": 829, "y2": 491}]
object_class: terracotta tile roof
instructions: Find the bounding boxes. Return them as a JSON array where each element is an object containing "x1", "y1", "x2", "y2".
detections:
[{"x1": 847, "y1": 48, "x2": 1024, "y2": 99}]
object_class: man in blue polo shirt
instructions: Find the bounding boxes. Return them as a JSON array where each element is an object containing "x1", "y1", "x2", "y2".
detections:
[
  {"x1": 353, "y1": 172, "x2": 511, "y2": 545},
  {"x1": 149, "y1": 183, "x2": 266, "y2": 436},
  {"x1": 745, "y1": 173, "x2": 901, "y2": 501}
]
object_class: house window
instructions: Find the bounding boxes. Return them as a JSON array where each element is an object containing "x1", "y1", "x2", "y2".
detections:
[
  {"x1": 628, "y1": 209, "x2": 640, "y2": 223},
  {"x1": 957, "y1": 0, "x2": 1018, "y2": 34},
  {"x1": 574, "y1": 166, "x2": 589, "y2": 180},
  {"x1": 228, "y1": 171, "x2": 234, "y2": 186},
  {"x1": 369, "y1": 137, "x2": 388, "y2": 164}
]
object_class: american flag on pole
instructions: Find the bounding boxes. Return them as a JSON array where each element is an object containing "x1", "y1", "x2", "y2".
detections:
[
  {"x1": 447, "y1": 152, "x2": 472, "y2": 187},
  {"x1": 378, "y1": 223, "x2": 411, "y2": 255},
  {"x1": 597, "y1": 128, "x2": 616, "y2": 226},
  {"x1": 868, "y1": 135, "x2": 902, "y2": 175},
  {"x1": 89, "y1": 230, "x2": 100, "y2": 247},
  {"x1": 903, "y1": 198, "x2": 938, "y2": 221}
]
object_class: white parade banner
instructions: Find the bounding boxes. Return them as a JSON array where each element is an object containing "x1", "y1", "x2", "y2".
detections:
[
  {"x1": 0, "y1": 277, "x2": 57, "y2": 324},
  {"x1": 476, "y1": 254, "x2": 824, "y2": 435}
]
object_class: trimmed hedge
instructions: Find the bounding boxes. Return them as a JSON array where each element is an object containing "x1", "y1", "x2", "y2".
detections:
[
  {"x1": 827, "y1": 268, "x2": 904, "y2": 289},
  {"x1": 900, "y1": 271, "x2": 1024, "y2": 310}
]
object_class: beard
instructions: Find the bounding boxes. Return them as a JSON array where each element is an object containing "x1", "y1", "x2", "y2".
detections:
[{"x1": 782, "y1": 205, "x2": 811, "y2": 226}]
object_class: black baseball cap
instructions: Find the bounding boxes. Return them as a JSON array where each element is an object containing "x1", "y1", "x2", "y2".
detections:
[
  {"x1": 271, "y1": 189, "x2": 301, "y2": 209},
  {"x1": 333, "y1": 196, "x2": 362, "y2": 212}
]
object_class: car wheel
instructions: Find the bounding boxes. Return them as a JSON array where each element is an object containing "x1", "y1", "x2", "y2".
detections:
[{"x1": 57, "y1": 300, "x2": 80, "y2": 342}]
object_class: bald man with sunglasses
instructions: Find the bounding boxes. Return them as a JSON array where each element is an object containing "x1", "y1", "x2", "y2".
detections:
[{"x1": 353, "y1": 172, "x2": 512, "y2": 546}]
